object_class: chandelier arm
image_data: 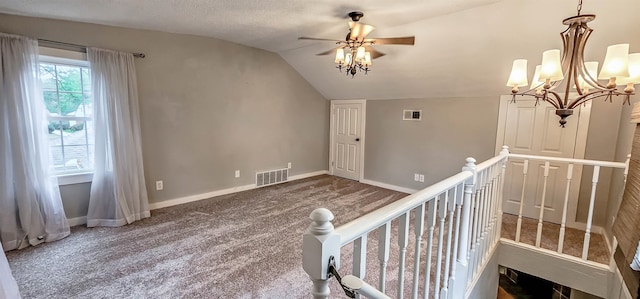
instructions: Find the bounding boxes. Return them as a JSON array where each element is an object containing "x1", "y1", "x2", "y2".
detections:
[
  {"x1": 576, "y1": 26, "x2": 608, "y2": 90},
  {"x1": 568, "y1": 92, "x2": 610, "y2": 109},
  {"x1": 561, "y1": 22, "x2": 584, "y2": 107},
  {"x1": 566, "y1": 90, "x2": 629, "y2": 109},
  {"x1": 543, "y1": 90, "x2": 563, "y2": 109}
]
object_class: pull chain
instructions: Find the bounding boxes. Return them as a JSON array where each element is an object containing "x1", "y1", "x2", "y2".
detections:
[{"x1": 577, "y1": 0, "x2": 583, "y2": 15}]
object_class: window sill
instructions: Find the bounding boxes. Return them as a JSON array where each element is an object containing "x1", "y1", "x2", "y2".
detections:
[{"x1": 57, "y1": 172, "x2": 93, "y2": 186}]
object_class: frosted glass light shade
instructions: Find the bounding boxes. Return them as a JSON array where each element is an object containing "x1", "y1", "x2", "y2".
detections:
[
  {"x1": 618, "y1": 53, "x2": 640, "y2": 85},
  {"x1": 540, "y1": 49, "x2": 564, "y2": 81},
  {"x1": 356, "y1": 46, "x2": 366, "y2": 62},
  {"x1": 344, "y1": 53, "x2": 352, "y2": 66},
  {"x1": 363, "y1": 52, "x2": 372, "y2": 66},
  {"x1": 335, "y1": 48, "x2": 345, "y2": 64},
  {"x1": 506, "y1": 59, "x2": 529, "y2": 87},
  {"x1": 530, "y1": 65, "x2": 544, "y2": 90},
  {"x1": 599, "y1": 44, "x2": 630, "y2": 79},
  {"x1": 575, "y1": 61, "x2": 599, "y2": 89}
]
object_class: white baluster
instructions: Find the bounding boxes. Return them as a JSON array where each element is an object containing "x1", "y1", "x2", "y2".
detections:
[
  {"x1": 624, "y1": 154, "x2": 631, "y2": 183},
  {"x1": 303, "y1": 208, "x2": 341, "y2": 299},
  {"x1": 441, "y1": 188, "x2": 456, "y2": 299},
  {"x1": 558, "y1": 163, "x2": 573, "y2": 254},
  {"x1": 583, "y1": 165, "x2": 600, "y2": 260},
  {"x1": 535, "y1": 161, "x2": 551, "y2": 248},
  {"x1": 434, "y1": 191, "x2": 449, "y2": 298},
  {"x1": 412, "y1": 203, "x2": 425, "y2": 299},
  {"x1": 378, "y1": 222, "x2": 391, "y2": 293},
  {"x1": 423, "y1": 197, "x2": 438, "y2": 298},
  {"x1": 515, "y1": 159, "x2": 529, "y2": 243},
  {"x1": 468, "y1": 180, "x2": 481, "y2": 283},
  {"x1": 353, "y1": 234, "x2": 368, "y2": 299},
  {"x1": 398, "y1": 212, "x2": 410, "y2": 299},
  {"x1": 447, "y1": 184, "x2": 463, "y2": 299}
]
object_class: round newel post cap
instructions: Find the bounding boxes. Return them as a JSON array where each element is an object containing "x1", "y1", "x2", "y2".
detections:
[
  {"x1": 310, "y1": 208, "x2": 334, "y2": 222},
  {"x1": 465, "y1": 157, "x2": 477, "y2": 167}
]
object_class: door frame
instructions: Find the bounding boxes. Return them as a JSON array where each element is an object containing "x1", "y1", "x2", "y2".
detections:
[
  {"x1": 329, "y1": 99, "x2": 366, "y2": 181},
  {"x1": 495, "y1": 94, "x2": 592, "y2": 228}
]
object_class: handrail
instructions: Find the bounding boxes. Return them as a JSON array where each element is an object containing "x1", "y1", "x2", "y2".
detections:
[
  {"x1": 335, "y1": 171, "x2": 473, "y2": 246},
  {"x1": 509, "y1": 153, "x2": 627, "y2": 169},
  {"x1": 476, "y1": 153, "x2": 509, "y2": 172}
]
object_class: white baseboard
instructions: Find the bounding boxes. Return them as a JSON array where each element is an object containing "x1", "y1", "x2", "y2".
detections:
[
  {"x1": 148, "y1": 170, "x2": 329, "y2": 210},
  {"x1": 289, "y1": 170, "x2": 329, "y2": 181},
  {"x1": 566, "y1": 222, "x2": 606, "y2": 236},
  {"x1": 67, "y1": 216, "x2": 87, "y2": 227},
  {"x1": 360, "y1": 179, "x2": 418, "y2": 194}
]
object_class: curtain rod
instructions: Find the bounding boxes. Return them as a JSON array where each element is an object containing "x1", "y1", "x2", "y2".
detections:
[{"x1": 37, "y1": 39, "x2": 146, "y2": 58}]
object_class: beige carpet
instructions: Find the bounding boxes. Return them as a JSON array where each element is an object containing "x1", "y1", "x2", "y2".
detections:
[
  {"x1": 5, "y1": 176, "x2": 609, "y2": 298},
  {"x1": 6, "y1": 175, "x2": 409, "y2": 298},
  {"x1": 500, "y1": 214, "x2": 609, "y2": 264}
]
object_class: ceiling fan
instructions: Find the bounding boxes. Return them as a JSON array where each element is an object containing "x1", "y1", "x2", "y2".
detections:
[{"x1": 299, "y1": 11, "x2": 415, "y2": 77}]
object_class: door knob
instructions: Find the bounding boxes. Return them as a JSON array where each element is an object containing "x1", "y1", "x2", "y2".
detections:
[{"x1": 356, "y1": 138, "x2": 360, "y2": 142}]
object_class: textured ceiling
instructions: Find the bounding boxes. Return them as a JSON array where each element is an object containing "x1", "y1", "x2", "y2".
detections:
[{"x1": 1, "y1": 0, "x2": 639, "y2": 100}]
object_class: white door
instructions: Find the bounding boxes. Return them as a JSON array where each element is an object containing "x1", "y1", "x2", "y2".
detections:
[
  {"x1": 496, "y1": 96, "x2": 591, "y2": 224},
  {"x1": 330, "y1": 100, "x2": 365, "y2": 181}
]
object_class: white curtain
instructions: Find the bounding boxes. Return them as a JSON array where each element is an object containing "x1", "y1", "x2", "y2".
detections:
[
  {"x1": 0, "y1": 243, "x2": 21, "y2": 298},
  {"x1": 0, "y1": 33, "x2": 70, "y2": 251},
  {"x1": 87, "y1": 47, "x2": 149, "y2": 227}
]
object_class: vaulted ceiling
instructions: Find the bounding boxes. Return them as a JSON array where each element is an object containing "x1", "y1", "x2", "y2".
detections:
[{"x1": 1, "y1": 0, "x2": 639, "y2": 100}]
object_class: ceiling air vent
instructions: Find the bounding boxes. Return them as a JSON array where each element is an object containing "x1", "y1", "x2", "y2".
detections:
[{"x1": 403, "y1": 110, "x2": 422, "y2": 121}]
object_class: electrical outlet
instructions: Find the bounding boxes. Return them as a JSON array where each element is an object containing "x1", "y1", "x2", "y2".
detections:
[
  {"x1": 287, "y1": 162, "x2": 292, "y2": 169},
  {"x1": 235, "y1": 170, "x2": 240, "y2": 178},
  {"x1": 155, "y1": 180, "x2": 163, "y2": 191},
  {"x1": 419, "y1": 174, "x2": 425, "y2": 183},
  {"x1": 414, "y1": 173, "x2": 419, "y2": 181}
]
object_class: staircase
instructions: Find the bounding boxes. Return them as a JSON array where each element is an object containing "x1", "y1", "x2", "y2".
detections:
[{"x1": 302, "y1": 146, "x2": 633, "y2": 298}]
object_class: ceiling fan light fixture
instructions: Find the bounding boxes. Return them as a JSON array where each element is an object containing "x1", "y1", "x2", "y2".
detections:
[
  {"x1": 356, "y1": 46, "x2": 366, "y2": 62},
  {"x1": 299, "y1": 11, "x2": 414, "y2": 78},
  {"x1": 364, "y1": 52, "x2": 372, "y2": 66},
  {"x1": 335, "y1": 48, "x2": 345, "y2": 64}
]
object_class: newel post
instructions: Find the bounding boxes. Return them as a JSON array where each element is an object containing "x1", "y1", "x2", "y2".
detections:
[
  {"x1": 303, "y1": 208, "x2": 341, "y2": 299},
  {"x1": 451, "y1": 157, "x2": 476, "y2": 299}
]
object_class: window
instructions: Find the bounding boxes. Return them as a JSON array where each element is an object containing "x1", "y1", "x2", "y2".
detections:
[{"x1": 39, "y1": 56, "x2": 93, "y2": 177}]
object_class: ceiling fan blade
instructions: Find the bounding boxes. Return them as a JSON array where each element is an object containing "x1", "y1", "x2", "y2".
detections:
[
  {"x1": 365, "y1": 36, "x2": 415, "y2": 45},
  {"x1": 358, "y1": 24, "x2": 375, "y2": 40},
  {"x1": 364, "y1": 46, "x2": 386, "y2": 59},
  {"x1": 316, "y1": 47, "x2": 341, "y2": 56},
  {"x1": 298, "y1": 37, "x2": 343, "y2": 43}
]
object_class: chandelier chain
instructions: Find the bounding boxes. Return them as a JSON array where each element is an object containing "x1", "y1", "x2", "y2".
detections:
[{"x1": 577, "y1": 0, "x2": 583, "y2": 15}]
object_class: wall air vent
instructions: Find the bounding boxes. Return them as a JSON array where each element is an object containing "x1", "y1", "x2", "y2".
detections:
[
  {"x1": 256, "y1": 168, "x2": 289, "y2": 187},
  {"x1": 403, "y1": 110, "x2": 422, "y2": 121}
]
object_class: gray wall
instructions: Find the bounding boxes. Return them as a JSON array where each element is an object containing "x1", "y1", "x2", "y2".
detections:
[
  {"x1": 364, "y1": 97, "x2": 633, "y2": 228},
  {"x1": 576, "y1": 100, "x2": 627, "y2": 226},
  {"x1": 605, "y1": 98, "x2": 638, "y2": 237},
  {"x1": 0, "y1": 13, "x2": 329, "y2": 219},
  {"x1": 364, "y1": 97, "x2": 500, "y2": 190}
]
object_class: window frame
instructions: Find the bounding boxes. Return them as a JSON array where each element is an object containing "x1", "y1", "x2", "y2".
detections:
[{"x1": 39, "y1": 47, "x2": 93, "y2": 185}]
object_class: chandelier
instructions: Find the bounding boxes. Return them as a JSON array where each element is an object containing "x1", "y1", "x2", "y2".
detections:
[
  {"x1": 506, "y1": 0, "x2": 639, "y2": 126},
  {"x1": 334, "y1": 43, "x2": 373, "y2": 77}
]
